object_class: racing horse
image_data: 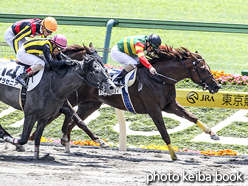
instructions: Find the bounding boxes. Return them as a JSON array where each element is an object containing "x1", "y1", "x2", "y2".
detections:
[
  {"x1": 63, "y1": 46, "x2": 221, "y2": 160},
  {"x1": 0, "y1": 53, "x2": 115, "y2": 159},
  {"x1": 29, "y1": 43, "x2": 114, "y2": 148}
]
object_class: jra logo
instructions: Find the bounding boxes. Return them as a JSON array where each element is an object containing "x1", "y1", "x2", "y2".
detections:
[{"x1": 186, "y1": 91, "x2": 214, "y2": 104}]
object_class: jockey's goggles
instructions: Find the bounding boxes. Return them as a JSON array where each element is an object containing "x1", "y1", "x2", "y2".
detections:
[
  {"x1": 149, "y1": 42, "x2": 159, "y2": 49},
  {"x1": 56, "y1": 46, "x2": 62, "y2": 51},
  {"x1": 45, "y1": 27, "x2": 53, "y2": 34}
]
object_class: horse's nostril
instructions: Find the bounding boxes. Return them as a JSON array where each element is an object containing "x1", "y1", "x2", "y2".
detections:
[{"x1": 109, "y1": 85, "x2": 115, "y2": 90}]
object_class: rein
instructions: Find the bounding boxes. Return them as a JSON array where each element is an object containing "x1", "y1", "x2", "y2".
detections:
[
  {"x1": 49, "y1": 57, "x2": 110, "y2": 101},
  {"x1": 152, "y1": 57, "x2": 212, "y2": 90},
  {"x1": 61, "y1": 52, "x2": 109, "y2": 90},
  {"x1": 72, "y1": 64, "x2": 109, "y2": 90},
  {"x1": 155, "y1": 72, "x2": 177, "y2": 82},
  {"x1": 50, "y1": 71, "x2": 66, "y2": 102}
]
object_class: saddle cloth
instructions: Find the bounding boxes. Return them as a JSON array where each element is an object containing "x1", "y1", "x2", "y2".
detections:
[
  {"x1": 99, "y1": 68, "x2": 138, "y2": 114},
  {"x1": 0, "y1": 58, "x2": 44, "y2": 91}
]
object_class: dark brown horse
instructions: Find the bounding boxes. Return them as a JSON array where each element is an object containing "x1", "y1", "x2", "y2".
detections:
[
  {"x1": 31, "y1": 45, "x2": 221, "y2": 160},
  {"x1": 65, "y1": 46, "x2": 221, "y2": 160}
]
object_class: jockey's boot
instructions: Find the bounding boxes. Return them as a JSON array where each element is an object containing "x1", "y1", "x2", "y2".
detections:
[
  {"x1": 113, "y1": 69, "x2": 128, "y2": 86},
  {"x1": 113, "y1": 64, "x2": 135, "y2": 86},
  {"x1": 15, "y1": 67, "x2": 34, "y2": 89}
]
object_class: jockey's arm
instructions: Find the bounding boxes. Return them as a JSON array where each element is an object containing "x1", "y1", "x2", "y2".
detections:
[
  {"x1": 43, "y1": 45, "x2": 67, "y2": 67},
  {"x1": 134, "y1": 43, "x2": 152, "y2": 69},
  {"x1": 55, "y1": 52, "x2": 63, "y2": 60},
  {"x1": 12, "y1": 26, "x2": 32, "y2": 53}
]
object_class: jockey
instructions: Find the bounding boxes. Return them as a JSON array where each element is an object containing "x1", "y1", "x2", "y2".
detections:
[
  {"x1": 4, "y1": 17, "x2": 57, "y2": 53},
  {"x1": 15, "y1": 34, "x2": 73, "y2": 88},
  {"x1": 110, "y1": 34, "x2": 162, "y2": 86}
]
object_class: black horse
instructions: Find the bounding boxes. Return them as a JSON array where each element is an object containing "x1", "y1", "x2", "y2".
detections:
[
  {"x1": 29, "y1": 43, "x2": 114, "y2": 149},
  {"x1": 0, "y1": 53, "x2": 115, "y2": 159}
]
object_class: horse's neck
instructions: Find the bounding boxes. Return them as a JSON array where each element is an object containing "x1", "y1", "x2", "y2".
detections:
[
  {"x1": 48, "y1": 68, "x2": 84, "y2": 100},
  {"x1": 153, "y1": 58, "x2": 191, "y2": 82}
]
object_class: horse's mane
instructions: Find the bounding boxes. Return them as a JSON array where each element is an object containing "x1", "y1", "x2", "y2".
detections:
[
  {"x1": 61, "y1": 44, "x2": 93, "y2": 60},
  {"x1": 147, "y1": 45, "x2": 202, "y2": 64},
  {"x1": 63, "y1": 44, "x2": 87, "y2": 53}
]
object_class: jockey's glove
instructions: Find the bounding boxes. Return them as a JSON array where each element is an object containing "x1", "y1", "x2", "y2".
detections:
[
  {"x1": 65, "y1": 60, "x2": 75, "y2": 66},
  {"x1": 149, "y1": 67, "x2": 157, "y2": 75}
]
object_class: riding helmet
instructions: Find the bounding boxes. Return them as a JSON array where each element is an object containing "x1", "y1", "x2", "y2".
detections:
[
  {"x1": 50, "y1": 34, "x2": 67, "y2": 49},
  {"x1": 147, "y1": 34, "x2": 161, "y2": 49},
  {"x1": 41, "y1": 17, "x2": 58, "y2": 32}
]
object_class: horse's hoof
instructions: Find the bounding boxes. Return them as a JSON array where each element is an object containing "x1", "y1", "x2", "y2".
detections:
[
  {"x1": 171, "y1": 155, "x2": 178, "y2": 161},
  {"x1": 60, "y1": 138, "x2": 68, "y2": 146},
  {"x1": 64, "y1": 144, "x2": 70, "y2": 153},
  {"x1": 95, "y1": 139, "x2": 109, "y2": 148},
  {"x1": 211, "y1": 134, "x2": 220, "y2": 140},
  {"x1": 16, "y1": 144, "x2": 25, "y2": 152}
]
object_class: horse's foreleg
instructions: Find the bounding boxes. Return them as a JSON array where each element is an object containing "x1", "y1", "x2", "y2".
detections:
[
  {"x1": 163, "y1": 100, "x2": 219, "y2": 140},
  {"x1": 34, "y1": 119, "x2": 48, "y2": 159},
  {"x1": 29, "y1": 112, "x2": 62, "y2": 141},
  {"x1": 59, "y1": 104, "x2": 74, "y2": 153},
  {"x1": 69, "y1": 101, "x2": 109, "y2": 148},
  {"x1": 149, "y1": 111, "x2": 177, "y2": 160}
]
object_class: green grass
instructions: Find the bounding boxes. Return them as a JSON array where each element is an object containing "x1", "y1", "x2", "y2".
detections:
[
  {"x1": 0, "y1": 102, "x2": 9, "y2": 112},
  {"x1": 127, "y1": 115, "x2": 180, "y2": 131},
  {"x1": 1, "y1": 0, "x2": 248, "y2": 74},
  {"x1": 217, "y1": 121, "x2": 248, "y2": 138}
]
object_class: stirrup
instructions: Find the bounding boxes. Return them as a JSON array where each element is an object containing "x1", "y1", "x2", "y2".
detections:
[{"x1": 16, "y1": 76, "x2": 28, "y2": 89}]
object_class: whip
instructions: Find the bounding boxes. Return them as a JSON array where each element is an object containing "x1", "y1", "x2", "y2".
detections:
[{"x1": 154, "y1": 72, "x2": 178, "y2": 82}]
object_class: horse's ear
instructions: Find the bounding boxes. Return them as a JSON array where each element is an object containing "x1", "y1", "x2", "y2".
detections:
[
  {"x1": 83, "y1": 43, "x2": 93, "y2": 54},
  {"x1": 195, "y1": 51, "x2": 198, "y2": 53},
  {"x1": 89, "y1": 42, "x2": 95, "y2": 49}
]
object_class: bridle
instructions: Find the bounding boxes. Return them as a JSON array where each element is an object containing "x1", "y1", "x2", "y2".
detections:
[
  {"x1": 61, "y1": 52, "x2": 110, "y2": 89},
  {"x1": 72, "y1": 61, "x2": 109, "y2": 90},
  {"x1": 50, "y1": 57, "x2": 110, "y2": 101},
  {"x1": 154, "y1": 57, "x2": 213, "y2": 90},
  {"x1": 180, "y1": 57, "x2": 213, "y2": 90}
]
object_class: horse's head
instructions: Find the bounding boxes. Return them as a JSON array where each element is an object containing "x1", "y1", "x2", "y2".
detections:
[
  {"x1": 62, "y1": 43, "x2": 115, "y2": 95},
  {"x1": 184, "y1": 52, "x2": 221, "y2": 94},
  {"x1": 74, "y1": 55, "x2": 116, "y2": 95},
  {"x1": 83, "y1": 43, "x2": 104, "y2": 66}
]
